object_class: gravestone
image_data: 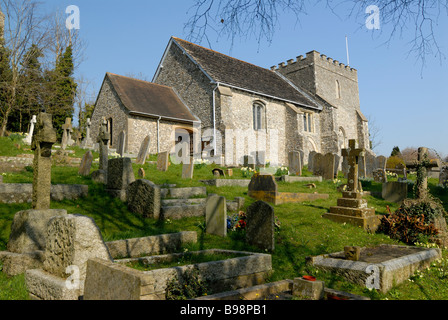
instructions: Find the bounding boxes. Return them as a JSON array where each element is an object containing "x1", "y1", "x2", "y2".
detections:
[
  {"x1": 31, "y1": 113, "x2": 57, "y2": 210},
  {"x1": 376, "y1": 156, "x2": 387, "y2": 170},
  {"x1": 243, "y1": 155, "x2": 256, "y2": 169},
  {"x1": 246, "y1": 200, "x2": 275, "y2": 251},
  {"x1": 182, "y1": 158, "x2": 194, "y2": 179},
  {"x1": 205, "y1": 194, "x2": 227, "y2": 237},
  {"x1": 127, "y1": 179, "x2": 161, "y2": 219},
  {"x1": 439, "y1": 166, "x2": 448, "y2": 187},
  {"x1": 248, "y1": 174, "x2": 329, "y2": 205},
  {"x1": 78, "y1": 150, "x2": 93, "y2": 176},
  {"x1": 24, "y1": 115, "x2": 37, "y2": 145},
  {"x1": 97, "y1": 119, "x2": 110, "y2": 171},
  {"x1": 312, "y1": 153, "x2": 324, "y2": 177},
  {"x1": 73, "y1": 131, "x2": 82, "y2": 146},
  {"x1": 81, "y1": 118, "x2": 94, "y2": 149},
  {"x1": 322, "y1": 153, "x2": 336, "y2": 180},
  {"x1": 91, "y1": 119, "x2": 110, "y2": 184},
  {"x1": 135, "y1": 135, "x2": 150, "y2": 165},
  {"x1": 24, "y1": 214, "x2": 112, "y2": 300},
  {"x1": 157, "y1": 151, "x2": 169, "y2": 171},
  {"x1": 308, "y1": 151, "x2": 317, "y2": 172},
  {"x1": 3, "y1": 209, "x2": 67, "y2": 276},
  {"x1": 324, "y1": 140, "x2": 380, "y2": 231},
  {"x1": 382, "y1": 181, "x2": 408, "y2": 203},
  {"x1": 212, "y1": 168, "x2": 225, "y2": 177},
  {"x1": 106, "y1": 157, "x2": 135, "y2": 201},
  {"x1": 373, "y1": 168, "x2": 387, "y2": 183},
  {"x1": 406, "y1": 147, "x2": 439, "y2": 199},
  {"x1": 288, "y1": 151, "x2": 302, "y2": 176},
  {"x1": 117, "y1": 130, "x2": 126, "y2": 157},
  {"x1": 61, "y1": 118, "x2": 74, "y2": 150},
  {"x1": 42, "y1": 214, "x2": 112, "y2": 294}
]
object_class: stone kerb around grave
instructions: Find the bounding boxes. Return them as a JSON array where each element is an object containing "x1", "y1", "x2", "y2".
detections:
[{"x1": 83, "y1": 249, "x2": 272, "y2": 300}]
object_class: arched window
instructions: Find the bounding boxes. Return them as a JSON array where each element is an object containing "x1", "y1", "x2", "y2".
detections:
[
  {"x1": 336, "y1": 80, "x2": 341, "y2": 99},
  {"x1": 253, "y1": 102, "x2": 265, "y2": 131}
]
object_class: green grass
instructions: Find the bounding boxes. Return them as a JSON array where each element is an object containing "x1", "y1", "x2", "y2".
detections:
[{"x1": 1, "y1": 137, "x2": 448, "y2": 300}]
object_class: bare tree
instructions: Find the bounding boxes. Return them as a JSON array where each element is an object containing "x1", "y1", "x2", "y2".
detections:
[
  {"x1": 45, "y1": 9, "x2": 86, "y2": 70},
  {"x1": 185, "y1": 0, "x2": 308, "y2": 47},
  {"x1": 367, "y1": 114, "x2": 382, "y2": 153},
  {"x1": 185, "y1": 0, "x2": 448, "y2": 65},
  {"x1": 0, "y1": 0, "x2": 50, "y2": 136}
]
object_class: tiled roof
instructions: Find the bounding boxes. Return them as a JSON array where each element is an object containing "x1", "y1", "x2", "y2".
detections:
[
  {"x1": 106, "y1": 73, "x2": 198, "y2": 123},
  {"x1": 172, "y1": 37, "x2": 319, "y2": 109}
]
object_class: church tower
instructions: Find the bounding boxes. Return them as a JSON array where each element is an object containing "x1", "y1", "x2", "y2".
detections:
[{"x1": 273, "y1": 50, "x2": 370, "y2": 152}]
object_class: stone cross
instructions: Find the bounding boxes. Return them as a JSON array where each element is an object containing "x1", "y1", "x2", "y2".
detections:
[
  {"x1": 406, "y1": 147, "x2": 439, "y2": 199},
  {"x1": 31, "y1": 112, "x2": 57, "y2": 210},
  {"x1": 61, "y1": 118, "x2": 73, "y2": 150},
  {"x1": 341, "y1": 139, "x2": 365, "y2": 193},
  {"x1": 24, "y1": 115, "x2": 37, "y2": 145},
  {"x1": 81, "y1": 118, "x2": 93, "y2": 149},
  {"x1": 97, "y1": 119, "x2": 110, "y2": 171}
]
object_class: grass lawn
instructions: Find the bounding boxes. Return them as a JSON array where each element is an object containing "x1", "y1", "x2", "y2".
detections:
[{"x1": 0, "y1": 136, "x2": 447, "y2": 300}]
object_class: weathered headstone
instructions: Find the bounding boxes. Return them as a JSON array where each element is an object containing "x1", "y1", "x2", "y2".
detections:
[
  {"x1": 3, "y1": 209, "x2": 67, "y2": 276},
  {"x1": 205, "y1": 194, "x2": 227, "y2": 237},
  {"x1": 78, "y1": 150, "x2": 93, "y2": 176},
  {"x1": 182, "y1": 158, "x2": 194, "y2": 179},
  {"x1": 91, "y1": 119, "x2": 110, "y2": 184},
  {"x1": 42, "y1": 214, "x2": 112, "y2": 294},
  {"x1": 373, "y1": 168, "x2": 387, "y2": 183},
  {"x1": 288, "y1": 151, "x2": 302, "y2": 176},
  {"x1": 376, "y1": 156, "x2": 387, "y2": 170},
  {"x1": 406, "y1": 147, "x2": 439, "y2": 199},
  {"x1": 61, "y1": 118, "x2": 73, "y2": 150},
  {"x1": 97, "y1": 119, "x2": 110, "y2": 171},
  {"x1": 135, "y1": 135, "x2": 150, "y2": 165},
  {"x1": 308, "y1": 151, "x2": 317, "y2": 172},
  {"x1": 31, "y1": 113, "x2": 57, "y2": 210},
  {"x1": 312, "y1": 153, "x2": 324, "y2": 177},
  {"x1": 24, "y1": 115, "x2": 37, "y2": 145},
  {"x1": 324, "y1": 140, "x2": 380, "y2": 231},
  {"x1": 382, "y1": 181, "x2": 408, "y2": 203},
  {"x1": 117, "y1": 130, "x2": 126, "y2": 157},
  {"x1": 106, "y1": 157, "x2": 135, "y2": 201},
  {"x1": 157, "y1": 151, "x2": 169, "y2": 171},
  {"x1": 212, "y1": 168, "x2": 225, "y2": 177},
  {"x1": 127, "y1": 179, "x2": 161, "y2": 219},
  {"x1": 439, "y1": 166, "x2": 448, "y2": 187},
  {"x1": 322, "y1": 153, "x2": 336, "y2": 180},
  {"x1": 246, "y1": 200, "x2": 275, "y2": 251},
  {"x1": 243, "y1": 155, "x2": 256, "y2": 169}
]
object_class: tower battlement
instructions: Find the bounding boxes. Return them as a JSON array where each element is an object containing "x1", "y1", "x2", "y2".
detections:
[{"x1": 271, "y1": 50, "x2": 357, "y2": 74}]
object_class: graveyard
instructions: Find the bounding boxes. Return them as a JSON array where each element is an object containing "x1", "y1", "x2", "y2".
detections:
[{"x1": 1, "y1": 125, "x2": 448, "y2": 301}]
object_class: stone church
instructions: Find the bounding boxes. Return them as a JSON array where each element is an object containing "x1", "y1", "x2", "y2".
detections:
[{"x1": 91, "y1": 36, "x2": 371, "y2": 166}]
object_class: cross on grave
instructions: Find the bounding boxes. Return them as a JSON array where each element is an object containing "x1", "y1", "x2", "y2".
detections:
[
  {"x1": 405, "y1": 147, "x2": 439, "y2": 199},
  {"x1": 31, "y1": 112, "x2": 57, "y2": 209},
  {"x1": 341, "y1": 139, "x2": 365, "y2": 193},
  {"x1": 97, "y1": 119, "x2": 111, "y2": 171},
  {"x1": 61, "y1": 118, "x2": 73, "y2": 150}
]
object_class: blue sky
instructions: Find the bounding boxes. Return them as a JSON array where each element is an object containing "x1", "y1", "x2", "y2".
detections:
[{"x1": 42, "y1": 0, "x2": 448, "y2": 158}]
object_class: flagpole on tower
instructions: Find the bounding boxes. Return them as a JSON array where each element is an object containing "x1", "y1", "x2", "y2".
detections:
[{"x1": 346, "y1": 35, "x2": 350, "y2": 66}]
